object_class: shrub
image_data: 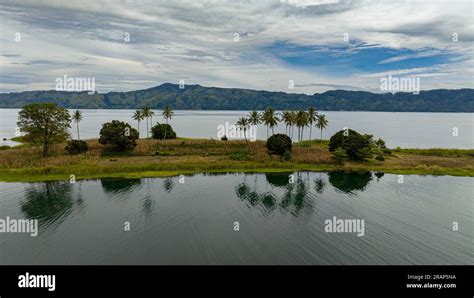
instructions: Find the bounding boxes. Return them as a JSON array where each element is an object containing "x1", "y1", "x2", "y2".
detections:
[
  {"x1": 151, "y1": 123, "x2": 176, "y2": 140},
  {"x1": 382, "y1": 148, "x2": 392, "y2": 155},
  {"x1": 375, "y1": 138, "x2": 387, "y2": 150},
  {"x1": 329, "y1": 129, "x2": 372, "y2": 161},
  {"x1": 99, "y1": 120, "x2": 139, "y2": 151},
  {"x1": 375, "y1": 153, "x2": 385, "y2": 161},
  {"x1": 221, "y1": 135, "x2": 228, "y2": 141},
  {"x1": 331, "y1": 148, "x2": 348, "y2": 165},
  {"x1": 283, "y1": 150, "x2": 292, "y2": 161},
  {"x1": 266, "y1": 134, "x2": 292, "y2": 155},
  {"x1": 65, "y1": 140, "x2": 89, "y2": 155}
]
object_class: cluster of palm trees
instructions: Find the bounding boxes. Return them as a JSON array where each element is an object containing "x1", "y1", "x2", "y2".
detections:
[
  {"x1": 132, "y1": 106, "x2": 174, "y2": 138},
  {"x1": 237, "y1": 107, "x2": 328, "y2": 142}
]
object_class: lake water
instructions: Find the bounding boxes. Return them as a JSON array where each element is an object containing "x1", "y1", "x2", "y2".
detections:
[
  {"x1": 1, "y1": 109, "x2": 473, "y2": 148},
  {"x1": 0, "y1": 172, "x2": 472, "y2": 265}
]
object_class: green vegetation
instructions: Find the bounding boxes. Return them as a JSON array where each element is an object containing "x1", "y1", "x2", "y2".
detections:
[
  {"x1": 65, "y1": 140, "x2": 89, "y2": 155},
  {"x1": 2, "y1": 103, "x2": 472, "y2": 183},
  {"x1": 1, "y1": 137, "x2": 472, "y2": 182},
  {"x1": 329, "y1": 129, "x2": 373, "y2": 161},
  {"x1": 99, "y1": 120, "x2": 139, "y2": 151},
  {"x1": 1, "y1": 84, "x2": 472, "y2": 112},
  {"x1": 72, "y1": 110, "x2": 83, "y2": 140},
  {"x1": 132, "y1": 110, "x2": 145, "y2": 137},
  {"x1": 151, "y1": 123, "x2": 176, "y2": 140},
  {"x1": 17, "y1": 103, "x2": 71, "y2": 157},
  {"x1": 266, "y1": 134, "x2": 292, "y2": 155},
  {"x1": 393, "y1": 148, "x2": 474, "y2": 158}
]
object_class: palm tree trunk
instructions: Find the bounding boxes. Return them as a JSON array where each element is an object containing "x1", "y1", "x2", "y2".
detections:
[
  {"x1": 320, "y1": 129, "x2": 323, "y2": 141},
  {"x1": 244, "y1": 129, "x2": 250, "y2": 152},
  {"x1": 309, "y1": 126, "x2": 312, "y2": 140},
  {"x1": 146, "y1": 117, "x2": 149, "y2": 138},
  {"x1": 164, "y1": 118, "x2": 168, "y2": 140},
  {"x1": 76, "y1": 122, "x2": 80, "y2": 140},
  {"x1": 138, "y1": 120, "x2": 140, "y2": 138}
]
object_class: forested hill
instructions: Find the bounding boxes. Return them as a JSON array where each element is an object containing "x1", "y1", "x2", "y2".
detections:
[{"x1": 0, "y1": 83, "x2": 472, "y2": 112}]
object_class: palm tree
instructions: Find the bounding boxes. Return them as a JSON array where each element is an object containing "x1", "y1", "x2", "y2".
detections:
[
  {"x1": 281, "y1": 110, "x2": 292, "y2": 135},
  {"x1": 289, "y1": 111, "x2": 297, "y2": 140},
  {"x1": 295, "y1": 110, "x2": 309, "y2": 142},
  {"x1": 307, "y1": 107, "x2": 317, "y2": 140},
  {"x1": 142, "y1": 106, "x2": 151, "y2": 138},
  {"x1": 132, "y1": 110, "x2": 144, "y2": 137},
  {"x1": 236, "y1": 116, "x2": 251, "y2": 151},
  {"x1": 72, "y1": 110, "x2": 83, "y2": 140},
  {"x1": 262, "y1": 107, "x2": 279, "y2": 136},
  {"x1": 162, "y1": 106, "x2": 174, "y2": 140},
  {"x1": 249, "y1": 110, "x2": 261, "y2": 127},
  {"x1": 315, "y1": 114, "x2": 329, "y2": 141},
  {"x1": 149, "y1": 109, "x2": 155, "y2": 129}
]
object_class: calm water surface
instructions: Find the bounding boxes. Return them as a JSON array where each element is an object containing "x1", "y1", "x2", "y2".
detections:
[
  {"x1": 0, "y1": 172, "x2": 472, "y2": 265},
  {"x1": 1, "y1": 109, "x2": 473, "y2": 148}
]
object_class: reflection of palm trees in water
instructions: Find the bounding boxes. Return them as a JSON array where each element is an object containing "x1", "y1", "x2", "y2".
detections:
[
  {"x1": 314, "y1": 177, "x2": 326, "y2": 194},
  {"x1": 21, "y1": 182, "x2": 75, "y2": 228},
  {"x1": 236, "y1": 172, "x2": 314, "y2": 216},
  {"x1": 163, "y1": 177, "x2": 174, "y2": 193}
]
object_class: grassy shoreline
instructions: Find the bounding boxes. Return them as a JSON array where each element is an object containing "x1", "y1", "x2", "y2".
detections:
[{"x1": 0, "y1": 138, "x2": 473, "y2": 182}]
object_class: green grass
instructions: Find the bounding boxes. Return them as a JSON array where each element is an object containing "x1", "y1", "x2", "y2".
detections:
[
  {"x1": 294, "y1": 139, "x2": 329, "y2": 148},
  {"x1": 393, "y1": 148, "x2": 474, "y2": 158},
  {"x1": 0, "y1": 160, "x2": 472, "y2": 183}
]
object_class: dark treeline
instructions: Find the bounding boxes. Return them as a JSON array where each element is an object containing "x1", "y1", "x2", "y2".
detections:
[{"x1": 1, "y1": 83, "x2": 473, "y2": 112}]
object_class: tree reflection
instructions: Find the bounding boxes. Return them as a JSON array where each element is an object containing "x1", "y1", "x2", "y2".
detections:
[
  {"x1": 374, "y1": 172, "x2": 385, "y2": 181},
  {"x1": 163, "y1": 177, "x2": 174, "y2": 193},
  {"x1": 236, "y1": 173, "x2": 314, "y2": 217},
  {"x1": 265, "y1": 172, "x2": 292, "y2": 188},
  {"x1": 100, "y1": 178, "x2": 142, "y2": 194},
  {"x1": 314, "y1": 178, "x2": 326, "y2": 194},
  {"x1": 21, "y1": 182, "x2": 74, "y2": 228},
  {"x1": 328, "y1": 171, "x2": 372, "y2": 194}
]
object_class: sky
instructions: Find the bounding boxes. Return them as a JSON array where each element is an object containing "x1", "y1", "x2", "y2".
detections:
[{"x1": 0, "y1": 0, "x2": 473, "y2": 94}]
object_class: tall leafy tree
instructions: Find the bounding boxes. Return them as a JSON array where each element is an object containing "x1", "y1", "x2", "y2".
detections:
[
  {"x1": 236, "y1": 116, "x2": 251, "y2": 151},
  {"x1": 162, "y1": 106, "x2": 174, "y2": 140},
  {"x1": 148, "y1": 109, "x2": 155, "y2": 129},
  {"x1": 263, "y1": 107, "x2": 279, "y2": 136},
  {"x1": 132, "y1": 110, "x2": 144, "y2": 137},
  {"x1": 289, "y1": 111, "x2": 297, "y2": 139},
  {"x1": 248, "y1": 110, "x2": 261, "y2": 127},
  {"x1": 307, "y1": 107, "x2": 317, "y2": 140},
  {"x1": 315, "y1": 114, "x2": 329, "y2": 141},
  {"x1": 142, "y1": 106, "x2": 151, "y2": 138},
  {"x1": 295, "y1": 110, "x2": 309, "y2": 141},
  {"x1": 72, "y1": 110, "x2": 83, "y2": 140},
  {"x1": 17, "y1": 103, "x2": 71, "y2": 157},
  {"x1": 281, "y1": 110, "x2": 292, "y2": 135}
]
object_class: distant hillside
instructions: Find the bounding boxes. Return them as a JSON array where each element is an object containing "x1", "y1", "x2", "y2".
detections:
[{"x1": 0, "y1": 83, "x2": 473, "y2": 112}]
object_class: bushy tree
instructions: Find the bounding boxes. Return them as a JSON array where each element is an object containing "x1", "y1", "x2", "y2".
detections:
[
  {"x1": 151, "y1": 123, "x2": 176, "y2": 140},
  {"x1": 17, "y1": 103, "x2": 71, "y2": 157},
  {"x1": 266, "y1": 134, "x2": 292, "y2": 155},
  {"x1": 331, "y1": 148, "x2": 348, "y2": 165},
  {"x1": 65, "y1": 140, "x2": 89, "y2": 155},
  {"x1": 329, "y1": 129, "x2": 372, "y2": 161},
  {"x1": 99, "y1": 120, "x2": 139, "y2": 151}
]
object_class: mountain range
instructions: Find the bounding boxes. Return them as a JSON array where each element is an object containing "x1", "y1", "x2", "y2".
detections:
[{"x1": 0, "y1": 83, "x2": 473, "y2": 112}]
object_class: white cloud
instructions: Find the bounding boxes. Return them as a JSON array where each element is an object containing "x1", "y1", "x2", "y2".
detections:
[{"x1": 0, "y1": 0, "x2": 472, "y2": 94}]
